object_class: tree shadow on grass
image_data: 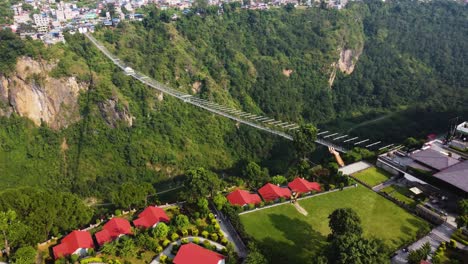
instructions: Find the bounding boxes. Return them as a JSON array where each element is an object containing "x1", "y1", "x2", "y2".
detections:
[{"x1": 257, "y1": 213, "x2": 327, "y2": 264}]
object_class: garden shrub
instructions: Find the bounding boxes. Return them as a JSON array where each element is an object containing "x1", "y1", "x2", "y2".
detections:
[
  {"x1": 181, "y1": 238, "x2": 189, "y2": 244},
  {"x1": 162, "y1": 239, "x2": 171, "y2": 247},
  {"x1": 449, "y1": 239, "x2": 457, "y2": 248},
  {"x1": 210, "y1": 233, "x2": 219, "y2": 241},
  {"x1": 208, "y1": 213, "x2": 215, "y2": 219},
  {"x1": 202, "y1": 230, "x2": 209, "y2": 238},
  {"x1": 259, "y1": 202, "x2": 265, "y2": 207},
  {"x1": 221, "y1": 237, "x2": 228, "y2": 245},
  {"x1": 181, "y1": 229, "x2": 188, "y2": 237},
  {"x1": 248, "y1": 203, "x2": 255, "y2": 210},
  {"x1": 193, "y1": 237, "x2": 200, "y2": 244},
  {"x1": 171, "y1": 232, "x2": 179, "y2": 241},
  {"x1": 214, "y1": 224, "x2": 220, "y2": 231},
  {"x1": 211, "y1": 218, "x2": 217, "y2": 225},
  {"x1": 191, "y1": 228, "x2": 199, "y2": 236},
  {"x1": 160, "y1": 254, "x2": 167, "y2": 263},
  {"x1": 114, "y1": 209, "x2": 122, "y2": 216},
  {"x1": 279, "y1": 197, "x2": 286, "y2": 203},
  {"x1": 156, "y1": 246, "x2": 163, "y2": 253}
]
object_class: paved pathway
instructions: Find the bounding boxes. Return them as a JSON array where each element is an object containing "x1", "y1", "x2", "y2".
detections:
[
  {"x1": 372, "y1": 177, "x2": 397, "y2": 191},
  {"x1": 150, "y1": 236, "x2": 225, "y2": 264},
  {"x1": 211, "y1": 204, "x2": 248, "y2": 258},
  {"x1": 339, "y1": 161, "x2": 372, "y2": 175},
  {"x1": 391, "y1": 223, "x2": 457, "y2": 264}
]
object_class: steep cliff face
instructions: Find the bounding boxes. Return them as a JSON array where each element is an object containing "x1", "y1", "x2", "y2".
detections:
[
  {"x1": 328, "y1": 46, "x2": 363, "y2": 87},
  {"x1": 0, "y1": 57, "x2": 86, "y2": 129},
  {"x1": 0, "y1": 57, "x2": 136, "y2": 129}
]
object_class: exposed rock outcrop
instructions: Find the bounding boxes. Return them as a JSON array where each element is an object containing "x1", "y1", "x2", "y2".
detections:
[
  {"x1": 98, "y1": 97, "x2": 134, "y2": 128},
  {"x1": 328, "y1": 46, "x2": 363, "y2": 87},
  {"x1": 0, "y1": 57, "x2": 86, "y2": 129}
]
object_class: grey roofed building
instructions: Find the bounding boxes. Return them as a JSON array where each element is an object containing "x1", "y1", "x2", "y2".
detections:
[
  {"x1": 433, "y1": 161, "x2": 468, "y2": 193},
  {"x1": 410, "y1": 148, "x2": 460, "y2": 171}
]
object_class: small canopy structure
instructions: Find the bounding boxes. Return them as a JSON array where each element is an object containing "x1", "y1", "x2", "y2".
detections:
[
  {"x1": 288, "y1": 178, "x2": 321, "y2": 194},
  {"x1": 258, "y1": 183, "x2": 291, "y2": 201},
  {"x1": 226, "y1": 189, "x2": 262, "y2": 206},
  {"x1": 409, "y1": 187, "x2": 423, "y2": 195}
]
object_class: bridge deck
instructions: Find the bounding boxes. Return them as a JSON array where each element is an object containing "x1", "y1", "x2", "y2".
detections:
[{"x1": 84, "y1": 33, "x2": 349, "y2": 153}]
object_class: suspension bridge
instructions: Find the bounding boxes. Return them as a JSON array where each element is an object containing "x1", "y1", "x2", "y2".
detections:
[{"x1": 85, "y1": 33, "x2": 396, "y2": 154}]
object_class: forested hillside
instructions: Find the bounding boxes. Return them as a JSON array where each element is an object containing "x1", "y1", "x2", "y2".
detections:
[{"x1": 0, "y1": 0, "x2": 466, "y2": 204}]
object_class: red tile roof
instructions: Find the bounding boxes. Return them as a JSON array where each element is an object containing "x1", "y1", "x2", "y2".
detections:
[
  {"x1": 95, "y1": 217, "x2": 132, "y2": 246},
  {"x1": 258, "y1": 183, "x2": 291, "y2": 201},
  {"x1": 133, "y1": 206, "x2": 170, "y2": 229},
  {"x1": 173, "y1": 243, "x2": 225, "y2": 264},
  {"x1": 53, "y1": 230, "x2": 94, "y2": 259},
  {"x1": 226, "y1": 189, "x2": 262, "y2": 206},
  {"x1": 288, "y1": 178, "x2": 321, "y2": 194}
]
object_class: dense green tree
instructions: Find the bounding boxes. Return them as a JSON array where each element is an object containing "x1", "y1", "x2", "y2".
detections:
[
  {"x1": 153, "y1": 222, "x2": 170, "y2": 239},
  {"x1": 10, "y1": 246, "x2": 36, "y2": 264},
  {"x1": 245, "y1": 242, "x2": 268, "y2": 264},
  {"x1": 213, "y1": 194, "x2": 228, "y2": 210},
  {"x1": 0, "y1": 29, "x2": 25, "y2": 74},
  {"x1": 0, "y1": 210, "x2": 19, "y2": 256},
  {"x1": 111, "y1": 182, "x2": 155, "y2": 209},
  {"x1": 197, "y1": 197, "x2": 210, "y2": 214},
  {"x1": 292, "y1": 124, "x2": 318, "y2": 159},
  {"x1": 243, "y1": 162, "x2": 270, "y2": 189},
  {"x1": 328, "y1": 208, "x2": 363, "y2": 239},
  {"x1": 456, "y1": 199, "x2": 468, "y2": 229},
  {"x1": 271, "y1": 175, "x2": 288, "y2": 185},
  {"x1": 0, "y1": 188, "x2": 93, "y2": 246},
  {"x1": 407, "y1": 242, "x2": 431, "y2": 264},
  {"x1": 174, "y1": 214, "x2": 190, "y2": 230},
  {"x1": 327, "y1": 233, "x2": 387, "y2": 264},
  {"x1": 184, "y1": 168, "x2": 222, "y2": 201}
]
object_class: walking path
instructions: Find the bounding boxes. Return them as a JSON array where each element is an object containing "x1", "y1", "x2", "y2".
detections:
[
  {"x1": 391, "y1": 223, "x2": 459, "y2": 264},
  {"x1": 293, "y1": 202, "x2": 308, "y2": 216},
  {"x1": 372, "y1": 177, "x2": 398, "y2": 192},
  {"x1": 211, "y1": 203, "x2": 248, "y2": 258},
  {"x1": 338, "y1": 161, "x2": 372, "y2": 175},
  {"x1": 150, "y1": 236, "x2": 225, "y2": 264}
]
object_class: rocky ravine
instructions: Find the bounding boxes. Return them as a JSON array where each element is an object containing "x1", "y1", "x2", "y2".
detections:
[{"x1": 0, "y1": 57, "x2": 135, "y2": 129}]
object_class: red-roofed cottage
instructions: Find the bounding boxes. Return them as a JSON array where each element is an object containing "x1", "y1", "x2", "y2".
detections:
[
  {"x1": 258, "y1": 183, "x2": 291, "y2": 201},
  {"x1": 288, "y1": 177, "x2": 321, "y2": 194},
  {"x1": 173, "y1": 243, "x2": 225, "y2": 264},
  {"x1": 226, "y1": 189, "x2": 262, "y2": 206},
  {"x1": 133, "y1": 206, "x2": 170, "y2": 229},
  {"x1": 53, "y1": 230, "x2": 94, "y2": 259},
  {"x1": 95, "y1": 217, "x2": 132, "y2": 246}
]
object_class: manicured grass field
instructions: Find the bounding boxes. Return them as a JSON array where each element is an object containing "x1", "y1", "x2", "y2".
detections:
[
  {"x1": 353, "y1": 167, "x2": 391, "y2": 187},
  {"x1": 240, "y1": 186, "x2": 429, "y2": 264}
]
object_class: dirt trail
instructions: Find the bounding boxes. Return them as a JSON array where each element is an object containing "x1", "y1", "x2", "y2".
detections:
[{"x1": 293, "y1": 202, "x2": 308, "y2": 216}]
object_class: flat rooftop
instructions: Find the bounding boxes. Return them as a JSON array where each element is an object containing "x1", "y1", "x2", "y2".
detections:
[
  {"x1": 410, "y1": 148, "x2": 460, "y2": 171},
  {"x1": 433, "y1": 161, "x2": 468, "y2": 193}
]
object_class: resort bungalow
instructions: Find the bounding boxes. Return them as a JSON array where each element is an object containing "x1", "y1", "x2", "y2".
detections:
[
  {"x1": 226, "y1": 189, "x2": 262, "y2": 207},
  {"x1": 173, "y1": 243, "x2": 225, "y2": 264},
  {"x1": 53, "y1": 230, "x2": 94, "y2": 259},
  {"x1": 95, "y1": 217, "x2": 132, "y2": 246},
  {"x1": 258, "y1": 183, "x2": 291, "y2": 202},
  {"x1": 133, "y1": 206, "x2": 170, "y2": 229},
  {"x1": 288, "y1": 177, "x2": 321, "y2": 194}
]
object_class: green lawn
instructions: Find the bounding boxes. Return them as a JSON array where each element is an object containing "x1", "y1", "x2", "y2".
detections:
[
  {"x1": 353, "y1": 167, "x2": 391, "y2": 187},
  {"x1": 240, "y1": 186, "x2": 429, "y2": 264},
  {"x1": 381, "y1": 185, "x2": 417, "y2": 207}
]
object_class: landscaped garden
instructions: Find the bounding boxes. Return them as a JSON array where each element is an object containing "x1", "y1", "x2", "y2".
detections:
[
  {"x1": 352, "y1": 167, "x2": 391, "y2": 187},
  {"x1": 240, "y1": 186, "x2": 430, "y2": 264},
  {"x1": 380, "y1": 185, "x2": 417, "y2": 208}
]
